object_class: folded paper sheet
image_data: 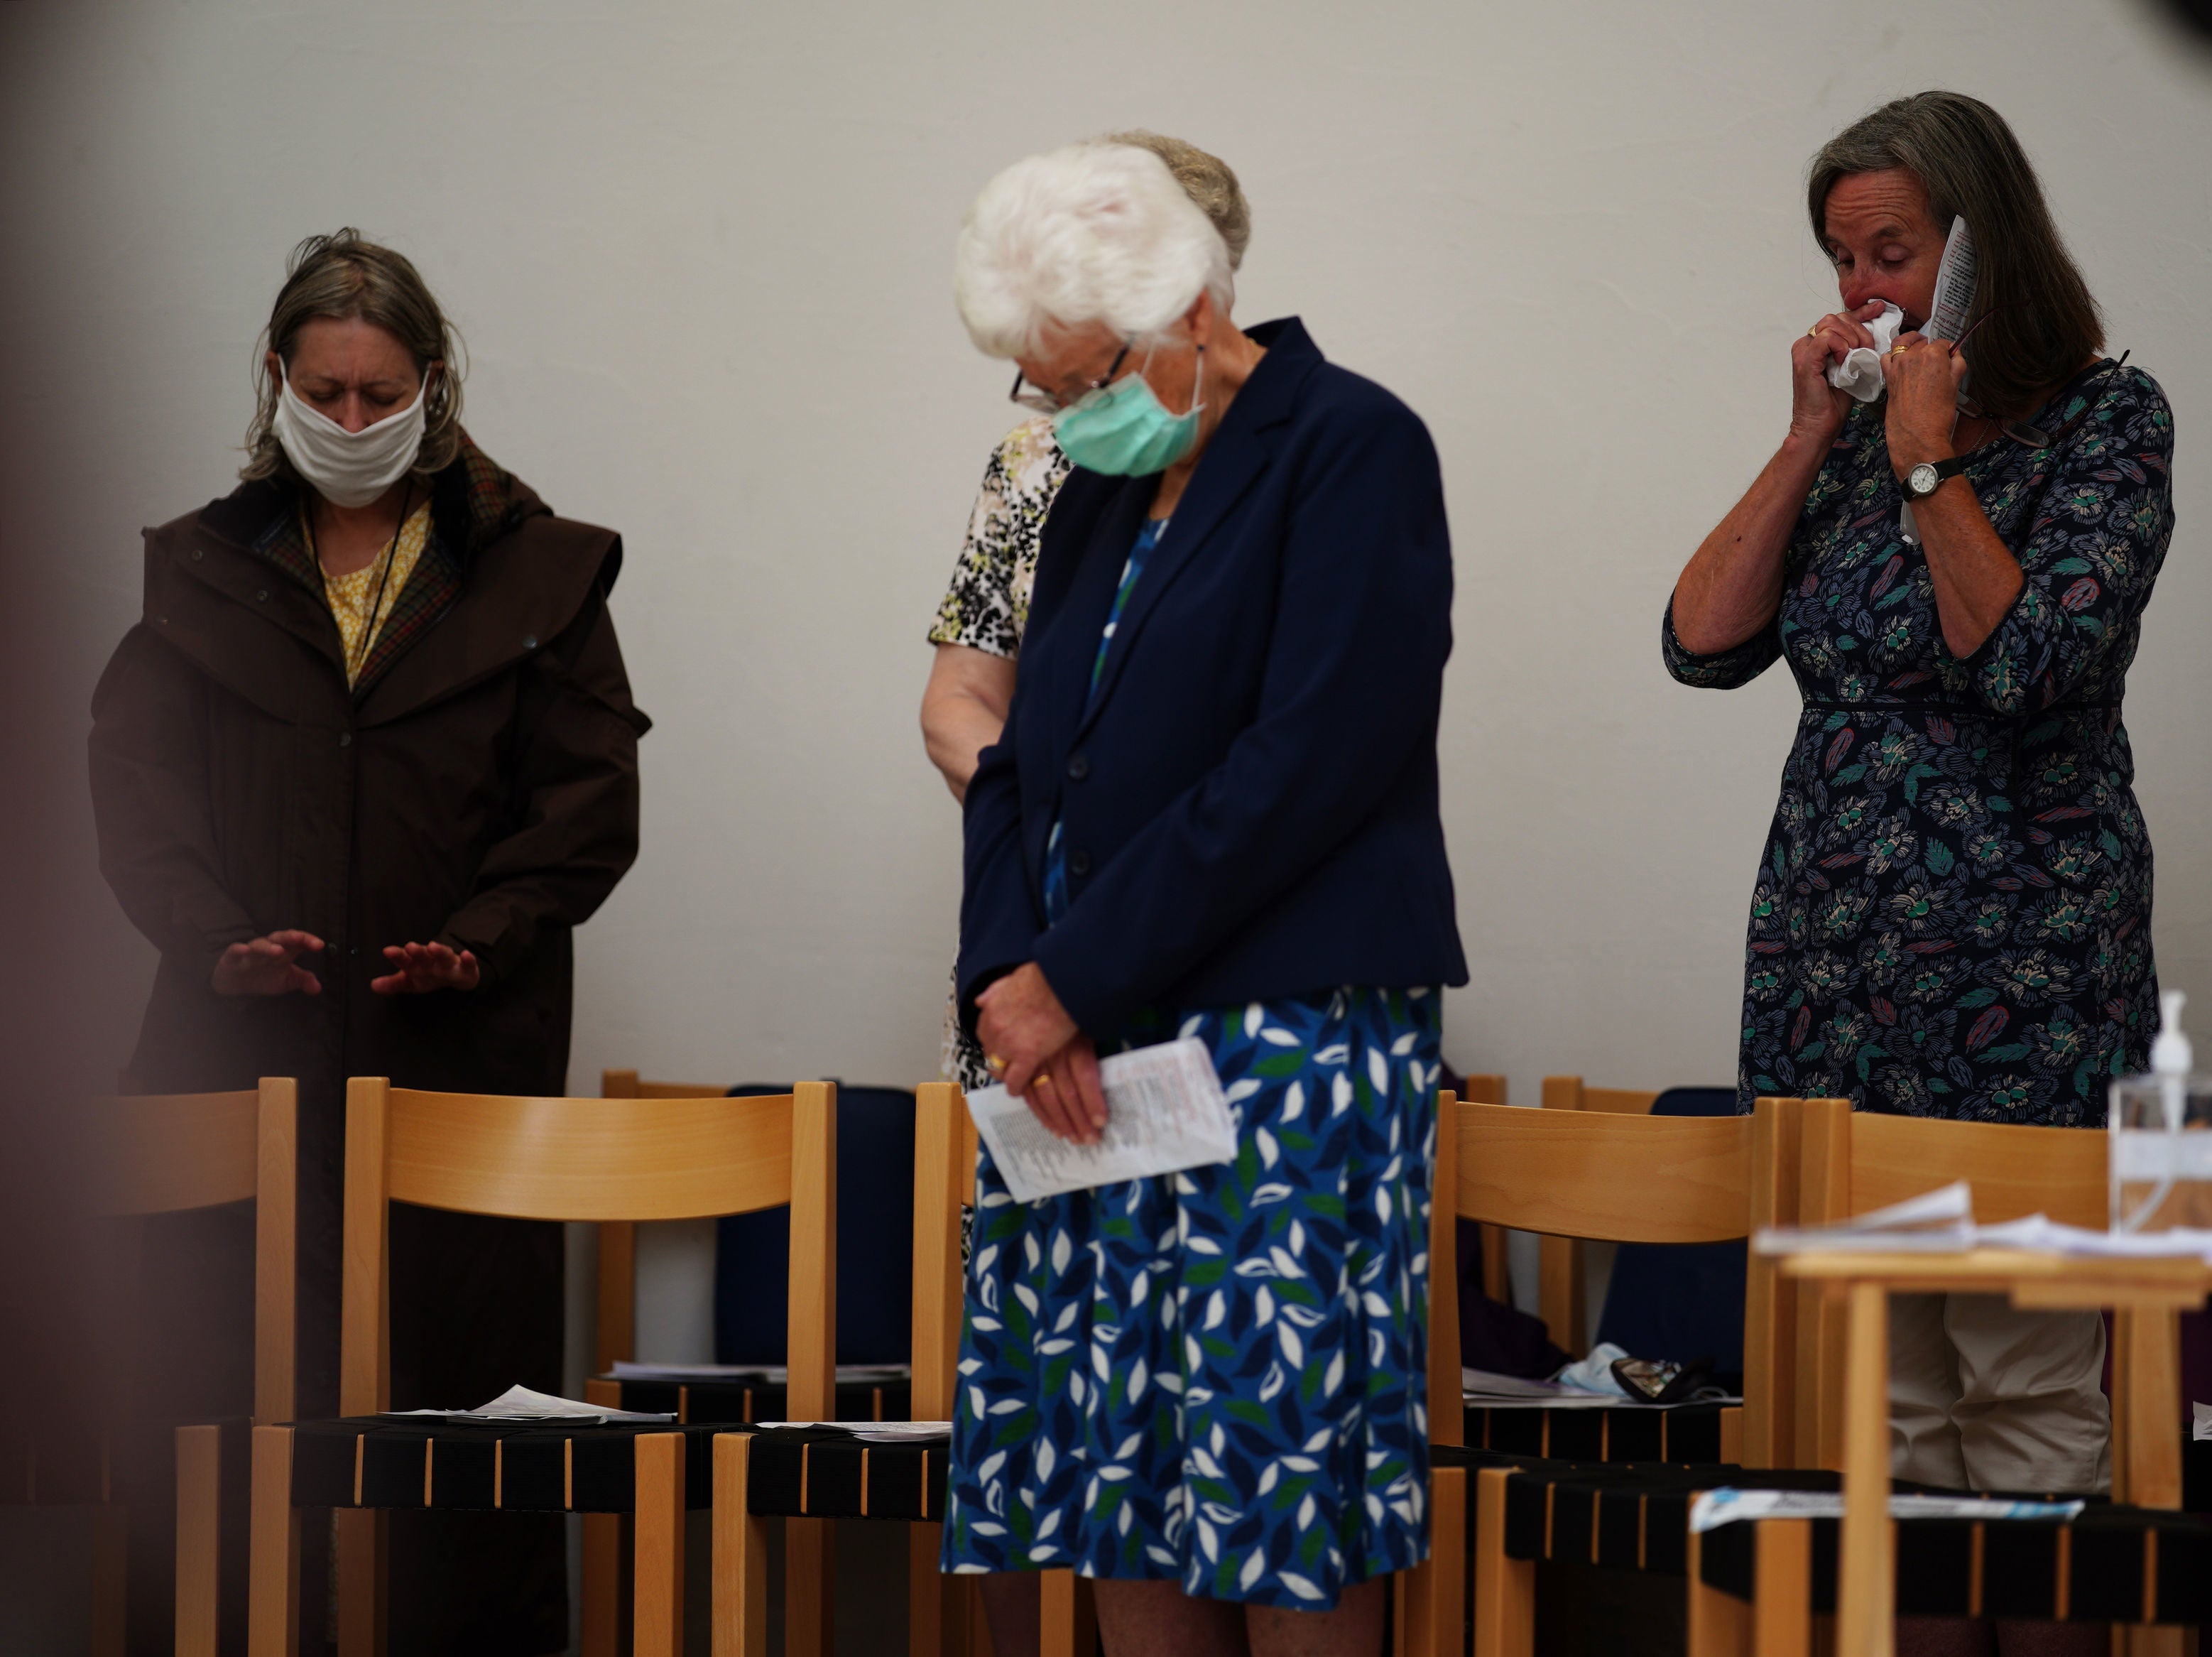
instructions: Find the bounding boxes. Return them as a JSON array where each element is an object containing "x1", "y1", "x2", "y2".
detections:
[
  {"x1": 384, "y1": 1383, "x2": 677, "y2": 1425},
  {"x1": 964, "y1": 1036, "x2": 1236, "y2": 1202}
]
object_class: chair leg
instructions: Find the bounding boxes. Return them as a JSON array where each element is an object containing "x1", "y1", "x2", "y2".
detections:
[
  {"x1": 334, "y1": 1507, "x2": 386, "y2": 1657},
  {"x1": 1473, "y1": 1467, "x2": 1532, "y2": 1657},
  {"x1": 1401, "y1": 1466, "x2": 1467, "y2": 1657},
  {"x1": 1687, "y1": 1512, "x2": 1750, "y2": 1657},
  {"x1": 1039, "y1": 1568, "x2": 1096, "y2": 1657},
  {"x1": 1751, "y1": 1518, "x2": 1811, "y2": 1657},
  {"x1": 713, "y1": 1435, "x2": 770, "y2": 1657},
  {"x1": 633, "y1": 1432, "x2": 686, "y2": 1657},
  {"x1": 176, "y1": 1425, "x2": 223, "y2": 1657},
  {"x1": 90, "y1": 1501, "x2": 127, "y2": 1657},
  {"x1": 581, "y1": 1511, "x2": 622, "y2": 1657},
  {"x1": 910, "y1": 1523, "x2": 958, "y2": 1657},
  {"x1": 248, "y1": 1426, "x2": 300, "y2": 1657},
  {"x1": 785, "y1": 1515, "x2": 833, "y2": 1657}
]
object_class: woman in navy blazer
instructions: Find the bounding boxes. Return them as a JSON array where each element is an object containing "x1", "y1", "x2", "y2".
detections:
[{"x1": 942, "y1": 141, "x2": 1464, "y2": 1657}]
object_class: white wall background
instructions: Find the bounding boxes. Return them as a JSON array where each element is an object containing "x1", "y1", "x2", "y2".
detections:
[{"x1": 5, "y1": 1, "x2": 2208, "y2": 1356}]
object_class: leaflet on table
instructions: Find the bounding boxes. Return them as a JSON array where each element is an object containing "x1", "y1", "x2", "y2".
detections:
[
  {"x1": 2195, "y1": 1402, "x2": 2211, "y2": 1443},
  {"x1": 962, "y1": 1037, "x2": 1237, "y2": 1202},
  {"x1": 606, "y1": 1361, "x2": 910, "y2": 1384},
  {"x1": 1753, "y1": 1180, "x2": 1975, "y2": 1255},
  {"x1": 1756, "y1": 1176, "x2": 2212, "y2": 1264},
  {"x1": 1691, "y1": 1487, "x2": 2082, "y2": 1533},
  {"x1": 383, "y1": 1383, "x2": 675, "y2": 1425}
]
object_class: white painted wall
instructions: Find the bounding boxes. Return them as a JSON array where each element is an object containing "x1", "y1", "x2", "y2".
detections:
[{"x1": 5, "y1": 1, "x2": 2208, "y2": 1347}]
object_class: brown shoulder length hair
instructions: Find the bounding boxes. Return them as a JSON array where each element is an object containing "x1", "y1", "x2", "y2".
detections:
[
  {"x1": 241, "y1": 229, "x2": 466, "y2": 482},
  {"x1": 1807, "y1": 91, "x2": 2102, "y2": 417}
]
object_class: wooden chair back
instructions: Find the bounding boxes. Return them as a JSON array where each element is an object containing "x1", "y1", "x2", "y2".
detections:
[
  {"x1": 1443, "y1": 1096, "x2": 1808, "y2": 1468},
  {"x1": 1532, "y1": 1076, "x2": 1661, "y2": 1352},
  {"x1": 89, "y1": 1078, "x2": 297, "y2": 1425},
  {"x1": 1454, "y1": 1076, "x2": 1513, "y2": 1302},
  {"x1": 1540, "y1": 1075, "x2": 1661, "y2": 1117},
  {"x1": 1794, "y1": 1097, "x2": 2108, "y2": 1469},
  {"x1": 594, "y1": 1070, "x2": 731, "y2": 1372},
  {"x1": 340, "y1": 1077, "x2": 836, "y2": 1423},
  {"x1": 910, "y1": 1084, "x2": 974, "y2": 1426}
]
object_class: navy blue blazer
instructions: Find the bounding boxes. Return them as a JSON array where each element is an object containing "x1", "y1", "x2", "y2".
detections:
[{"x1": 958, "y1": 317, "x2": 1467, "y2": 1041}]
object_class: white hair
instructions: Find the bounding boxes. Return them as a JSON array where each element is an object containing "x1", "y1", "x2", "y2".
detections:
[{"x1": 955, "y1": 142, "x2": 1236, "y2": 361}]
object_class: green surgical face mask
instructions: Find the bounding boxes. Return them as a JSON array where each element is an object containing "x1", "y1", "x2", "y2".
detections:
[{"x1": 1052, "y1": 342, "x2": 1204, "y2": 477}]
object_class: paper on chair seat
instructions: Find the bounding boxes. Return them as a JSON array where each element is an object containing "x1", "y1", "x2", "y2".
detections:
[
  {"x1": 383, "y1": 1383, "x2": 676, "y2": 1425},
  {"x1": 607, "y1": 1361, "x2": 910, "y2": 1384},
  {"x1": 1691, "y1": 1487, "x2": 2083, "y2": 1532},
  {"x1": 758, "y1": 1420, "x2": 953, "y2": 1443},
  {"x1": 965, "y1": 1037, "x2": 1236, "y2": 1202}
]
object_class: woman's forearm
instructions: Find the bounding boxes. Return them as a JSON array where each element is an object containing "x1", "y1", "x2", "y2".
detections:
[
  {"x1": 1671, "y1": 430, "x2": 1831, "y2": 654},
  {"x1": 922, "y1": 644, "x2": 1016, "y2": 803},
  {"x1": 922, "y1": 692, "x2": 1005, "y2": 803},
  {"x1": 1911, "y1": 480, "x2": 2025, "y2": 657}
]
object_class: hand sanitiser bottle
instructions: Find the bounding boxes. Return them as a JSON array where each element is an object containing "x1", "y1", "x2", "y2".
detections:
[{"x1": 2109, "y1": 991, "x2": 2212, "y2": 1232}]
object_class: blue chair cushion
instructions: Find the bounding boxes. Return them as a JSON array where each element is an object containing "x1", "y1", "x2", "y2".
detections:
[{"x1": 714, "y1": 1085, "x2": 915, "y2": 1366}]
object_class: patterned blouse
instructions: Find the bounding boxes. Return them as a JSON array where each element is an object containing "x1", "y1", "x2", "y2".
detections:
[
  {"x1": 1665, "y1": 361, "x2": 2175, "y2": 1126},
  {"x1": 306, "y1": 500, "x2": 432, "y2": 687},
  {"x1": 928, "y1": 416, "x2": 1073, "y2": 658}
]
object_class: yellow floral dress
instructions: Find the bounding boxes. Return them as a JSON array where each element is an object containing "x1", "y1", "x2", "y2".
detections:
[{"x1": 307, "y1": 501, "x2": 432, "y2": 686}]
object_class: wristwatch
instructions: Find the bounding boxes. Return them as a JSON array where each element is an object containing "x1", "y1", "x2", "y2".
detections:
[{"x1": 1901, "y1": 455, "x2": 1969, "y2": 500}]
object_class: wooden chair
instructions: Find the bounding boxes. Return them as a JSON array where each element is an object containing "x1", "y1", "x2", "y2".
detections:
[
  {"x1": 709, "y1": 1082, "x2": 1091, "y2": 1657},
  {"x1": 247, "y1": 1077, "x2": 834, "y2": 1657},
  {"x1": 1763, "y1": 1100, "x2": 2198, "y2": 1657},
  {"x1": 81, "y1": 1078, "x2": 297, "y2": 1657},
  {"x1": 1792, "y1": 1097, "x2": 2110, "y2": 1472},
  {"x1": 1419, "y1": 1094, "x2": 1807, "y2": 1657}
]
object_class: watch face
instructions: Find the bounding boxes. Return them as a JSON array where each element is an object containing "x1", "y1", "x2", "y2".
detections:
[{"x1": 1909, "y1": 462, "x2": 1939, "y2": 496}]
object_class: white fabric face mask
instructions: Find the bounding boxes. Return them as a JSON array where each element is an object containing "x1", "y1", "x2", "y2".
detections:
[{"x1": 272, "y1": 359, "x2": 430, "y2": 508}]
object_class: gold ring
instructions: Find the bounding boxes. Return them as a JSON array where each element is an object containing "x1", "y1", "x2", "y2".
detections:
[
  {"x1": 986, "y1": 1053, "x2": 1008, "y2": 1075},
  {"x1": 1034, "y1": 1074, "x2": 1057, "y2": 1091},
  {"x1": 1807, "y1": 322, "x2": 1821, "y2": 338}
]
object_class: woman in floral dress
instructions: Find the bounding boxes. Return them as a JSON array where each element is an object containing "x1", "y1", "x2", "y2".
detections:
[
  {"x1": 944, "y1": 141, "x2": 1463, "y2": 1657},
  {"x1": 1666, "y1": 92, "x2": 2172, "y2": 1614},
  {"x1": 922, "y1": 132, "x2": 1251, "y2": 1102}
]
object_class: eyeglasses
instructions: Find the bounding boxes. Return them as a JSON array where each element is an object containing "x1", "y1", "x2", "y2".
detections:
[
  {"x1": 2001, "y1": 351, "x2": 2130, "y2": 452},
  {"x1": 1009, "y1": 337, "x2": 1134, "y2": 415}
]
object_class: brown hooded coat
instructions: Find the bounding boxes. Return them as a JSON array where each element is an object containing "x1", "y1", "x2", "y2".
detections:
[{"x1": 89, "y1": 436, "x2": 647, "y2": 1652}]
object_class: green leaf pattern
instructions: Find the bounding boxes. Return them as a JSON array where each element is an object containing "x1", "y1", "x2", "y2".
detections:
[{"x1": 940, "y1": 987, "x2": 1440, "y2": 1609}]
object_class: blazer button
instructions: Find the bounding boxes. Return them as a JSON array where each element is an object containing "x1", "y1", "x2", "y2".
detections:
[
  {"x1": 1069, "y1": 848, "x2": 1092, "y2": 876},
  {"x1": 1067, "y1": 754, "x2": 1090, "y2": 781},
  {"x1": 522, "y1": 634, "x2": 538, "y2": 650},
  {"x1": 256, "y1": 589, "x2": 269, "y2": 602},
  {"x1": 337, "y1": 732, "x2": 352, "y2": 747},
  {"x1": 190, "y1": 548, "x2": 203, "y2": 561}
]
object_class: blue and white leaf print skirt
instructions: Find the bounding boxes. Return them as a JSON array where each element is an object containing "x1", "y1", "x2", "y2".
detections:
[{"x1": 941, "y1": 986, "x2": 1441, "y2": 1610}]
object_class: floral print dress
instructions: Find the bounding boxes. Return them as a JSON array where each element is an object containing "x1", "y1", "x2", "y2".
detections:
[
  {"x1": 1665, "y1": 362, "x2": 2174, "y2": 1125},
  {"x1": 932, "y1": 416, "x2": 1074, "y2": 1090},
  {"x1": 942, "y1": 518, "x2": 1442, "y2": 1609}
]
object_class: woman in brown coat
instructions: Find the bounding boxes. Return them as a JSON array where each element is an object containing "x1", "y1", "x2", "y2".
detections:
[{"x1": 89, "y1": 230, "x2": 647, "y2": 1653}]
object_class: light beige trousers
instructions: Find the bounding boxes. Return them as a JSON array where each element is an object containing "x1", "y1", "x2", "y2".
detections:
[{"x1": 1889, "y1": 1293, "x2": 2111, "y2": 1494}]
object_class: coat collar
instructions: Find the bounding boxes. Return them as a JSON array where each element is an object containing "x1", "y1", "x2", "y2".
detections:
[
  {"x1": 1070, "y1": 316, "x2": 1324, "y2": 739},
  {"x1": 190, "y1": 433, "x2": 547, "y2": 695}
]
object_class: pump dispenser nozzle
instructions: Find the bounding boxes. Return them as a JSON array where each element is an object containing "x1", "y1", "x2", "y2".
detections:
[{"x1": 2152, "y1": 990, "x2": 2191, "y2": 1077}]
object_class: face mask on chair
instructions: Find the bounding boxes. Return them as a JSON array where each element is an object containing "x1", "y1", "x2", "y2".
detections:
[
  {"x1": 271, "y1": 359, "x2": 430, "y2": 508},
  {"x1": 1052, "y1": 342, "x2": 1204, "y2": 477}
]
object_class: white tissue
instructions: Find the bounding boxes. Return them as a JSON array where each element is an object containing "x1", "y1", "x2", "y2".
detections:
[{"x1": 1826, "y1": 301, "x2": 1904, "y2": 403}]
